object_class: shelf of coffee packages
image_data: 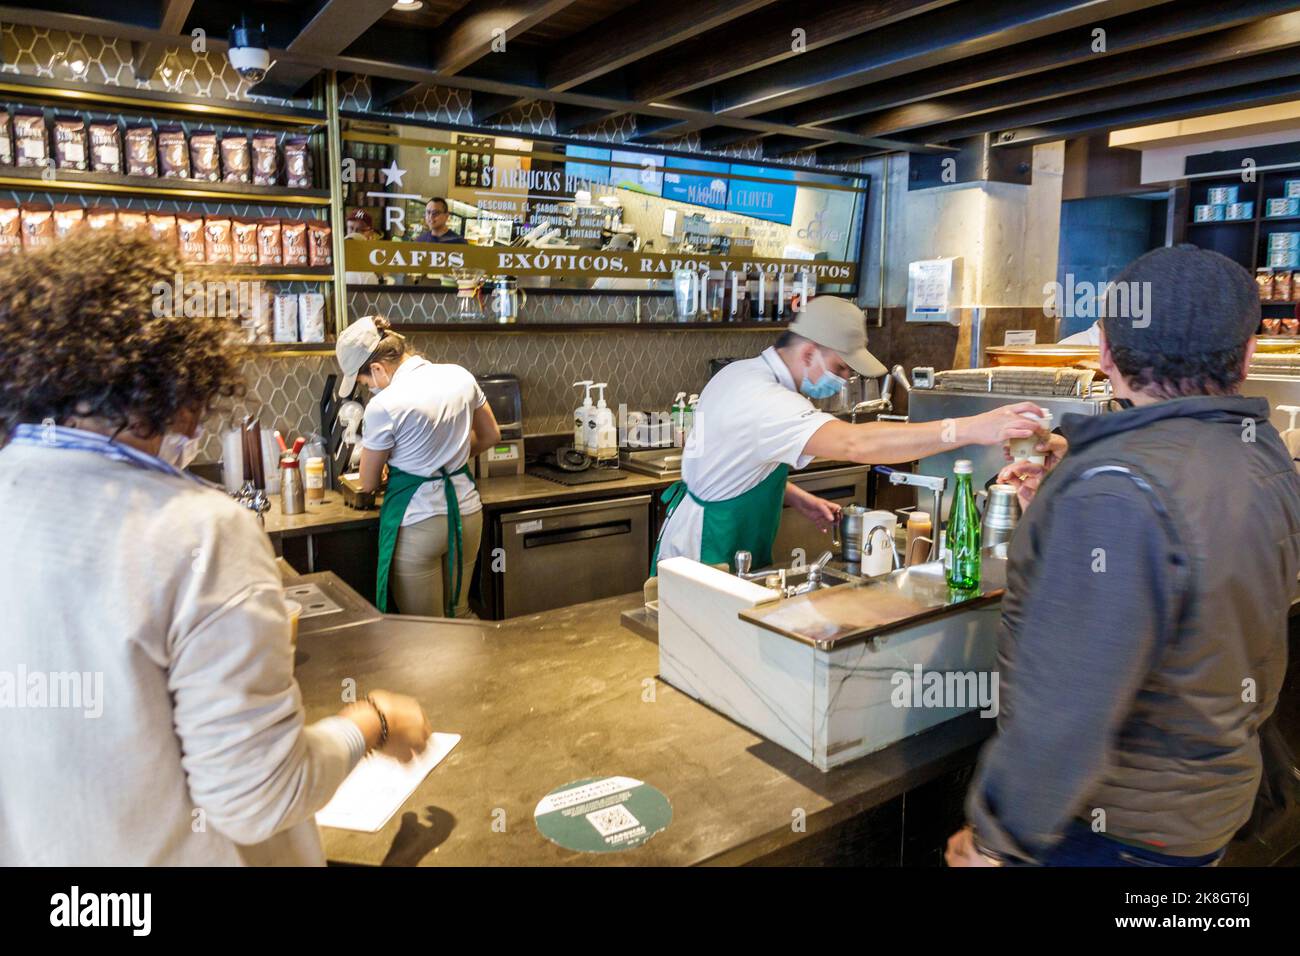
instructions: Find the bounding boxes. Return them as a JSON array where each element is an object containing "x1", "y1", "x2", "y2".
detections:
[
  {"x1": 382, "y1": 321, "x2": 794, "y2": 333},
  {"x1": 0, "y1": 165, "x2": 331, "y2": 205}
]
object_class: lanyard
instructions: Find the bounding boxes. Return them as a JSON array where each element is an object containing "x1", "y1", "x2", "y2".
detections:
[{"x1": 6, "y1": 423, "x2": 203, "y2": 484}]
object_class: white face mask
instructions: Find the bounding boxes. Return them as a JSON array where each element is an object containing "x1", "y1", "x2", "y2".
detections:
[
  {"x1": 367, "y1": 365, "x2": 392, "y2": 395},
  {"x1": 159, "y1": 425, "x2": 204, "y2": 470}
]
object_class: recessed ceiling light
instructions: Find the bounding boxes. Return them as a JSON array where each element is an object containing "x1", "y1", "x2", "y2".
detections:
[{"x1": 392, "y1": 1, "x2": 423, "y2": 10}]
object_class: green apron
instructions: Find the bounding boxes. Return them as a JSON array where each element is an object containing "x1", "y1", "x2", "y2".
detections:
[
  {"x1": 651, "y1": 464, "x2": 790, "y2": 576},
  {"x1": 376, "y1": 463, "x2": 474, "y2": 617}
]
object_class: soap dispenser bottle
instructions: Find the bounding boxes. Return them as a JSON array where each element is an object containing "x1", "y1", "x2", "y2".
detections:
[
  {"x1": 593, "y1": 383, "x2": 618, "y2": 468},
  {"x1": 573, "y1": 380, "x2": 594, "y2": 451},
  {"x1": 671, "y1": 391, "x2": 687, "y2": 447},
  {"x1": 685, "y1": 393, "x2": 700, "y2": 437}
]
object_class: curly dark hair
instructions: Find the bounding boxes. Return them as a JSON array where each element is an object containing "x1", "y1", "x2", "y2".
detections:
[
  {"x1": 0, "y1": 228, "x2": 246, "y2": 441},
  {"x1": 1109, "y1": 341, "x2": 1249, "y2": 399}
]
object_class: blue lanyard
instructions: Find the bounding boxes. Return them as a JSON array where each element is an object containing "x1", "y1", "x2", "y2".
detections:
[{"x1": 7, "y1": 423, "x2": 202, "y2": 484}]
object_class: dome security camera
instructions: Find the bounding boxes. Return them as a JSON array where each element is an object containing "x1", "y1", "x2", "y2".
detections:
[{"x1": 227, "y1": 21, "x2": 270, "y2": 82}]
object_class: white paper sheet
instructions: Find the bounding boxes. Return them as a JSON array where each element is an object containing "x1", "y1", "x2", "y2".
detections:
[{"x1": 316, "y1": 732, "x2": 460, "y2": 832}]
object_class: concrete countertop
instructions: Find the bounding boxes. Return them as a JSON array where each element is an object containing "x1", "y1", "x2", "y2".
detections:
[{"x1": 289, "y1": 571, "x2": 992, "y2": 866}]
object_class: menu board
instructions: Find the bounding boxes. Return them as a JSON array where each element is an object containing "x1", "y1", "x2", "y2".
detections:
[
  {"x1": 727, "y1": 163, "x2": 797, "y2": 225},
  {"x1": 663, "y1": 157, "x2": 729, "y2": 209}
]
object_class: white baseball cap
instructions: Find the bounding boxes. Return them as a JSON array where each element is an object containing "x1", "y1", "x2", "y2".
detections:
[
  {"x1": 788, "y1": 295, "x2": 887, "y2": 378},
  {"x1": 335, "y1": 315, "x2": 384, "y2": 397}
]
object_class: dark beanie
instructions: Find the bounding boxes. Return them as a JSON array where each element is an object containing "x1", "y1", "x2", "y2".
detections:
[{"x1": 1101, "y1": 243, "x2": 1258, "y2": 356}]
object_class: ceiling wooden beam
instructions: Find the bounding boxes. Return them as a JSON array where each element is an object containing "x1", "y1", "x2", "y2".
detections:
[
  {"x1": 839, "y1": 10, "x2": 1300, "y2": 139},
  {"x1": 910, "y1": 45, "x2": 1300, "y2": 144},
  {"x1": 542, "y1": 0, "x2": 779, "y2": 92},
  {"x1": 783, "y1": 0, "x2": 1299, "y2": 128},
  {"x1": 252, "y1": 0, "x2": 397, "y2": 98},
  {"x1": 471, "y1": 91, "x2": 529, "y2": 124},
  {"x1": 761, "y1": 134, "x2": 828, "y2": 159},
  {"x1": 432, "y1": 0, "x2": 580, "y2": 76},
  {"x1": 554, "y1": 103, "x2": 621, "y2": 135},
  {"x1": 709, "y1": 0, "x2": 1174, "y2": 119},
  {"x1": 334, "y1": 23, "x2": 941, "y2": 151},
  {"x1": 995, "y1": 72, "x2": 1300, "y2": 148},
  {"x1": 628, "y1": 0, "x2": 958, "y2": 105},
  {"x1": 0, "y1": 5, "x2": 944, "y2": 153},
  {"x1": 132, "y1": 0, "x2": 194, "y2": 81}
]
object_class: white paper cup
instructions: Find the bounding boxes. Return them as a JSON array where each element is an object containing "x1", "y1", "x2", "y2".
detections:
[{"x1": 1009, "y1": 411, "x2": 1052, "y2": 465}]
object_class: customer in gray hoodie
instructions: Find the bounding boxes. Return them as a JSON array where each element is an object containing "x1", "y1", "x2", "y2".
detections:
[{"x1": 947, "y1": 244, "x2": 1300, "y2": 867}]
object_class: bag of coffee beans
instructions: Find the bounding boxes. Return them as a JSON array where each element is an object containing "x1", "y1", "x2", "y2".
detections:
[
  {"x1": 0, "y1": 201, "x2": 21, "y2": 256},
  {"x1": 53, "y1": 203, "x2": 85, "y2": 240},
  {"x1": 257, "y1": 218, "x2": 282, "y2": 265},
  {"x1": 252, "y1": 133, "x2": 279, "y2": 185},
  {"x1": 189, "y1": 131, "x2": 219, "y2": 182},
  {"x1": 148, "y1": 211, "x2": 178, "y2": 249},
  {"x1": 220, "y1": 134, "x2": 250, "y2": 183},
  {"x1": 126, "y1": 125, "x2": 157, "y2": 176},
  {"x1": 89, "y1": 121, "x2": 122, "y2": 173},
  {"x1": 86, "y1": 207, "x2": 118, "y2": 232},
  {"x1": 0, "y1": 110, "x2": 14, "y2": 166},
  {"x1": 177, "y1": 213, "x2": 206, "y2": 262},
  {"x1": 20, "y1": 205, "x2": 54, "y2": 250},
  {"x1": 158, "y1": 127, "x2": 190, "y2": 178},
  {"x1": 14, "y1": 111, "x2": 48, "y2": 168},
  {"x1": 117, "y1": 210, "x2": 148, "y2": 233},
  {"x1": 282, "y1": 219, "x2": 308, "y2": 266},
  {"x1": 273, "y1": 292, "x2": 299, "y2": 342},
  {"x1": 298, "y1": 292, "x2": 326, "y2": 343},
  {"x1": 232, "y1": 218, "x2": 259, "y2": 264},
  {"x1": 307, "y1": 219, "x2": 332, "y2": 266},
  {"x1": 204, "y1": 215, "x2": 233, "y2": 263},
  {"x1": 283, "y1": 136, "x2": 311, "y2": 188},
  {"x1": 53, "y1": 116, "x2": 88, "y2": 171}
]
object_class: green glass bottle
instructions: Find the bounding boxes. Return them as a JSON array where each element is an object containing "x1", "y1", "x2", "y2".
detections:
[{"x1": 945, "y1": 459, "x2": 981, "y2": 591}]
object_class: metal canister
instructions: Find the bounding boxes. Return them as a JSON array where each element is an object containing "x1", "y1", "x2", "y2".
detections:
[
  {"x1": 981, "y1": 483, "x2": 1021, "y2": 551},
  {"x1": 831, "y1": 504, "x2": 869, "y2": 564},
  {"x1": 280, "y1": 455, "x2": 305, "y2": 515}
]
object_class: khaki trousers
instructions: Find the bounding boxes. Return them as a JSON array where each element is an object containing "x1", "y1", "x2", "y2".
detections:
[{"x1": 390, "y1": 509, "x2": 483, "y2": 618}]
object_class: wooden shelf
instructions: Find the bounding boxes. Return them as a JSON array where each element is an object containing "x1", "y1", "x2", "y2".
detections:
[
  {"x1": 0, "y1": 74, "x2": 326, "y2": 129},
  {"x1": 198, "y1": 265, "x2": 334, "y2": 282},
  {"x1": 387, "y1": 321, "x2": 791, "y2": 333},
  {"x1": 0, "y1": 166, "x2": 331, "y2": 205},
  {"x1": 245, "y1": 342, "x2": 335, "y2": 355}
]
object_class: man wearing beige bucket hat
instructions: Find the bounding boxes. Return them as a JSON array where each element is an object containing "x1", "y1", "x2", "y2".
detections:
[{"x1": 653, "y1": 295, "x2": 1046, "y2": 572}]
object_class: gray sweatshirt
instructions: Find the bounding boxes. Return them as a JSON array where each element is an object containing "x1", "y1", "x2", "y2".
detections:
[{"x1": 0, "y1": 442, "x2": 365, "y2": 865}]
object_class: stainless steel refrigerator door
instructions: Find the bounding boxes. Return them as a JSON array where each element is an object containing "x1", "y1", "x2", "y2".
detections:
[
  {"x1": 498, "y1": 494, "x2": 651, "y2": 617},
  {"x1": 772, "y1": 465, "x2": 870, "y2": 568}
]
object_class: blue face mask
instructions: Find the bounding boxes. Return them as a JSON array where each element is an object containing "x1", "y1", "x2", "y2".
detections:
[{"x1": 799, "y1": 351, "x2": 847, "y2": 400}]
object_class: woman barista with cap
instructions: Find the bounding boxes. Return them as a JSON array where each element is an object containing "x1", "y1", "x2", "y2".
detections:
[{"x1": 335, "y1": 316, "x2": 501, "y2": 617}]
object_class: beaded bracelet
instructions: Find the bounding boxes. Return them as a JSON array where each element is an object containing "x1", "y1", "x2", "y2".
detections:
[{"x1": 364, "y1": 694, "x2": 388, "y2": 750}]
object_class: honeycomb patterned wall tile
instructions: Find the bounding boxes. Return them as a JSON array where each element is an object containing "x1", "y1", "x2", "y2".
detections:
[
  {"x1": 197, "y1": 324, "x2": 775, "y2": 462},
  {"x1": 1, "y1": 24, "x2": 302, "y2": 105}
]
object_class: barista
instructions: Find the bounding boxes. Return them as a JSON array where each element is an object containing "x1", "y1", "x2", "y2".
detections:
[
  {"x1": 653, "y1": 296, "x2": 1046, "y2": 572},
  {"x1": 416, "y1": 198, "x2": 467, "y2": 244}
]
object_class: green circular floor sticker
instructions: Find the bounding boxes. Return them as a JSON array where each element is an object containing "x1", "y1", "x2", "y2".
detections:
[{"x1": 534, "y1": 776, "x2": 672, "y2": 853}]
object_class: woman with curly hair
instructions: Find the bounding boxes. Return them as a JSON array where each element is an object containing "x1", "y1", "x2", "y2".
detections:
[{"x1": 0, "y1": 229, "x2": 430, "y2": 865}]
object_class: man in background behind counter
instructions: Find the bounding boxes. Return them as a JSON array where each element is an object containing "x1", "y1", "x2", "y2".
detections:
[{"x1": 416, "y1": 198, "x2": 467, "y2": 244}]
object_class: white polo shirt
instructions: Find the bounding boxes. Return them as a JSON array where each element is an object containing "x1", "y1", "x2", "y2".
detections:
[
  {"x1": 361, "y1": 355, "x2": 486, "y2": 527},
  {"x1": 656, "y1": 347, "x2": 835, "y2": 564}
]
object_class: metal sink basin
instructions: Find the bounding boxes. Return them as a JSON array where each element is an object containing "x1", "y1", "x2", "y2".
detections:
[{"x1": 761, "y1": 562, "x2": 867, "y2": 593}]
